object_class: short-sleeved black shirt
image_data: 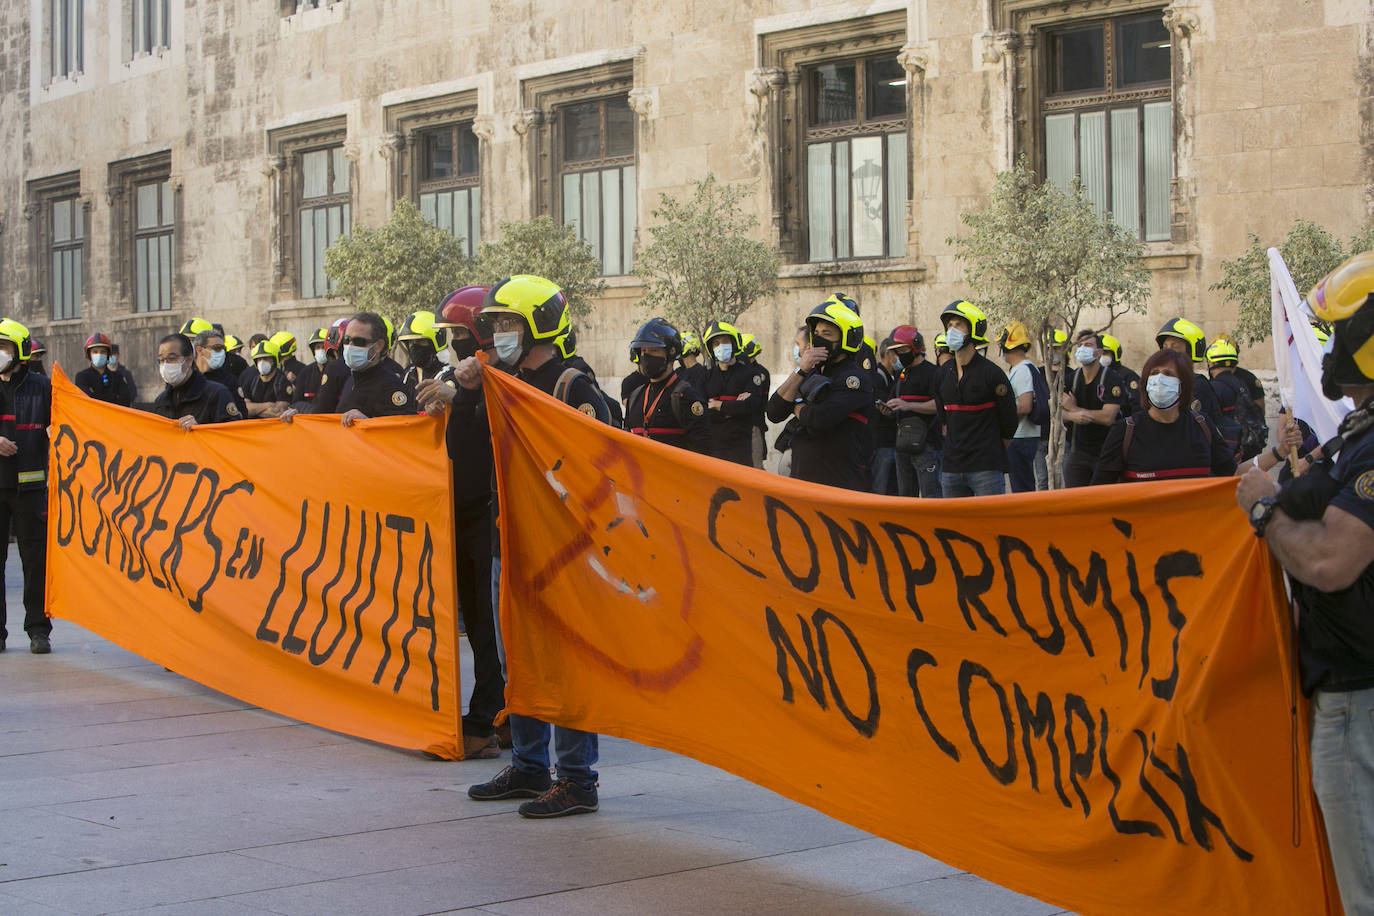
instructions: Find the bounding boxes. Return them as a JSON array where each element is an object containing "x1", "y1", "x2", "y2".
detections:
[
  {"x1": 1091, "y1": 410, "x2": 1235, "y2": 484},
  {"x1": 1065, "y1": 365, "x2": 1125, "y2": 457},
  {"x1": 240, "y1": 369, "x2": 293, "y2": 406}
]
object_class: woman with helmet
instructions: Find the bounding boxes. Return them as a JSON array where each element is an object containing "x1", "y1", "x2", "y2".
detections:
[
  {"x1": 766, "y1": 299, "x2": 874, "y2": 490},
  {"x1": 1156, "y1": 317, "x2": 1224, "y2": 429},
  {"x1": 1092, "y1": 348, "x2": 1239, "y2": 484},
  {"x1": 0, "y1": 319, "x2": 53, "y2": 654},
  {"x1": 933, "y1": 300, "x2": 1019, "y2": 497},
  {"x1": 75, "y1": 332, "x2": 134, "y2": 407},
  {"x1": 702, "y1": 319, "x2": 766, "y2": 466},
  {"x1": 885, "y1": 324, "x2": 941, "y2": 498},
  {"x1": 1235, "y1": 252, "x2": 1374, "y2": 915},
  {"x1": 624, "y1": 317, "x2": 710, "y2": 453}
]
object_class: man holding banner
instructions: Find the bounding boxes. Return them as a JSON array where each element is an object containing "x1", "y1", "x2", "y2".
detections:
[
  {"x1": 1240, "y1": 250, "x2": 1374, "y2": 913},
  {"x1": 0, "y1": 319, "x2": 51, "y2": 654}
]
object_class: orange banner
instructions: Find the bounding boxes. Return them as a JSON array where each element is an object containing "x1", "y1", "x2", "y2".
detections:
[
  {"x1": 46, "y1": 368, "x2": 463, "y2": 758},
  {"x1": 484, "y1": 368, "x2": 1340, "y2": 916}
]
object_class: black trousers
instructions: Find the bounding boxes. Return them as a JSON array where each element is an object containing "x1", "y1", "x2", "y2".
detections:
[
  {"x1": 0, "y1": 488, "x2": 49, "y2": 642},
  {"x1": 1062, "y1": 447, "x2": 1099, "y2": 489},
  {"x1": 456, "y1": 503, "x2": 503, "y2": 737}
]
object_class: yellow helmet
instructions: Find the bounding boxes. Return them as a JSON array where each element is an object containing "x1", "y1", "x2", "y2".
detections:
[
  {"x1": 398, "y1": 310, "x2": 445, "y2": 350},
  {"x1": 224, "y1": 334, "x2": 242, "y2": 353},
  {"x1": 1205, "y1": 338, "x2": 1239, "y2": 365},
  {"x1": 1100, "y1": 334, "x2": 1123, "y2": 362},
  {"x1": 554, "y1": 328, "x2": 578, "y2": 360},
  {"x1": 0, "y1": 319, "x2": 33, "y2": 361},
  {"x1": 269, "y1": 331, "x2": 298, "y2": 358},
  {"x1": 250, "y1": 338, "x2": 281, "y2": 364},
  {"x1": 704, "y1": 320, "x2": 745, "y2": 354},
  {"x1": 680, "y1": 332, "x2": 702, "y2": 356},
  {"x1": 806, "y1": 300, "x2": 864, "y2": 354},
  {"x1": 1313, "y1": 325, "x2": 1331, "y2": 345},
  {"x1": 741, "y1": 333, "x2": 762, "y2": 360},
  {"x1": 999, "y1": 321, "x2": 1031, "y2": 352},
  {"x1": 180, "y1": 317, "x2": 214, "y2": 336},
  {"x1": 1156, "y1": 317, "x2": 1207, "y2": 363},
  {"x1": 480, "y1": 275, "x2": 569, "y2": 344},
  {"x1": 1051, "y1": 329, "x2": 1069, "y2": 349},
  {"x1": 933, "y1": 332, "x2": 949, "y2": 353},
  {"x1": 1308, "y1": 249, "x2": 1374, "y2": 385},
  {"x1": 940, "y1": 300, "x2": 989, "y2": 344}
]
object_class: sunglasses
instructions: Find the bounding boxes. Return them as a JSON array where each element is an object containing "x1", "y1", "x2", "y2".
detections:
[{"x1": 341, "y1": 336, "x2": 376, "y2": 347}]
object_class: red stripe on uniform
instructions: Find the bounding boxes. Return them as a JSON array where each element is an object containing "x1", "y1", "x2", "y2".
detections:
[
  {"x1": 847, "y1": 412, "x2": 868, "y2": 424},
  {"x1": 944, "y1": 402, "x2": 994, "y2": 412},
  {"x1": 0, "y1": 414, "x2": 14, "y2": 421},
  {"x1": 898, "y1": 395, "x2": 932, "y2": 402},
  {"x1": 15, "y1": 424, "x2": 42, "y2": 430},
  {"x1": 714, "y1": 395, "x2": 739, "y2": 401},
  {"x1": 1124, "y1": 467, "x2": 1210, "y2": 480},
  {"x1": 632, "y1": 427, "x2": 686, "y2": 435}
]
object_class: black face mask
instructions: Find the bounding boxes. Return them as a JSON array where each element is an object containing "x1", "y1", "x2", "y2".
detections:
[
  {"x1": 638, "y1": 354, "x2": 669, "y2": 379},
  {"x1": 406, "y1": 342, "x2": 436, "y2": 366},
  {"x1": 812, "y1": 335, "x2": 840, "y2": 359},
  {"x1": 1321, "y1": 350, "x2": 1345, "y2": 401},
  {"x1": 451, "y1": 337, "x2": 479, "y2": 361},
  {"x1": 896, "y1": 349, "x2": 916, "y2": 368}
]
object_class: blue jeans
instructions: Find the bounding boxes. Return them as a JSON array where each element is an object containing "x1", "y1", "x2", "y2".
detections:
[
  {"x1": 940, "y1": 469, "x2": 1006, "y2": 498},
  {"x1": 870, "y1": 446, "x2": 897, "y2": 495},
  {"x1": 1007, "y1": 438, "x2": 1038, "y2": 493},
  {"x1": 1311, "y1": 687, "x2": 1374, "y2": 914},
  {"x1": 511, "y1": 716, "x2": 599, "y2": 788},
  {"x1": 1033, "y1": 438, "x2": 1049, "y2": 491},
  {"x1": 491, "y1": 557, "x2": 506, "y2": 677}
]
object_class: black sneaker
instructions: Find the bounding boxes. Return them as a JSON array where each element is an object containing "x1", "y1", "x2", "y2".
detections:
[
  {"x1": 29, "y1": 633, "x2": 51, "y2": 655},
  {"x1": 517, "y1": 778, "x2": 599, "y2": 818},
  {"x1": 467, "y1": 765, "x2": 551, "y2": 801}
]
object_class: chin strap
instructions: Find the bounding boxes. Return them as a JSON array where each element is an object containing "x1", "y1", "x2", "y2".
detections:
[{"x1": 1320, "y1": 395, "x2": 1374, "y2": 459}]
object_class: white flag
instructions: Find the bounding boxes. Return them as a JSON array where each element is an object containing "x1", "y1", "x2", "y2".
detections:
[{"x1": 1269, "y1": 247, "x2": 1352, "y2": 444}]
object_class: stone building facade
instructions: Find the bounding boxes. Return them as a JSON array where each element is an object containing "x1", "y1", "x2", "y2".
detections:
[{"x1": 2, "y1": 0, "x2": 1371, "y2": 394}]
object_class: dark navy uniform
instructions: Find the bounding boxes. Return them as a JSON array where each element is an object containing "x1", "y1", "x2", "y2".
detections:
[
  {"x1": 224, "y1": 350, "x2": 249, "y2": 381},
  {"x1": 293, "y1": 361, "x2": 325, "y2": 410},
  {"x1": 0, "y1": 365, "x2": 52, "y2": 646},
  {"x1": 680, "y1": 361, "x2": 708, "y2": 399},
  {"x1": 624, "y1": 372, "x2": 710, "y2": 453},
  {"x1": 403, "y1": 357, "x2": 446, "y2": 392},
  {"x1": 338, "y1": 362, "x2": 417, "y2": 417},
  {"x1": 705, "y1": 360, "x2": 766, "y2": 466},
  {"x1": 1115, "y1": 364, "x2": 1142, "y2": 416},
  {"x1": 204, "y1": 366, "x2": 248, "y2": 419},
  {"x1": 934, "y1": 352, "x2": 1018, "y2": 474},
  {"x1": 311, "y1": 359, "x2": 350, "y2": 413},
  {"x1": 1092, "y1": 410, "x2": 1235, "y2": 484},
  {"x1": 151, "y1": 368, "x2": 238, "y2": 424},
  {"x1": 74, "y1": 366, "x2": 133, "y2": 407},
  {"x1": 240, "y1": 369, "x2": 293, "y2": 407},
  {"x1": 281, "y1": 355, "x2": 310, "y2": 387},
  {"x1": 767, "y1": 356, "x2": 873, "y2": 491},
  {"x1": 1191, "y1": 371, "x2": 1224, "y2": 428}
]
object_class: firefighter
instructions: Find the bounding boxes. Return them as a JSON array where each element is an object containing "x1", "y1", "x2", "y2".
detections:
[
  {"x1": 336, "y1": 313, "x2": 417, "y2": 424},
  {"x1": 398, "y1": 310, "x2": 448, "y2": 390},
  {"x1": 0, "y1": 320, "x2": 52, "y2": 654},
  {"x1": 150, "y1": 332, "x2": 238, "y2": 426},
  {"x1": 241, "y1": 338, "x2": 293, "y2": 418},
  {"x1": 1156, "y1": 317, "x2": 1224, "y2": 429},
  {"x1": 933, "y1": 300, "x2": 1018, "y2": 497},
  {"x1": 74, "y1": 332, "x2": 133, "y2": 406},
  {"x1": 703, "y1": 320, "x2": 765, "y2": 466},
  {"x1": 624, "y1": 317, "x2": 710, "y2": 453},
  {"x1": 765, "y1": 299, "x2": 873, "y2": 490}
]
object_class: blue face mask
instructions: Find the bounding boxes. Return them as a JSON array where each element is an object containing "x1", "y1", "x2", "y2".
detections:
[
  {"x1": 945, "y1": 328, "x2": 967, "y2": 352},
  {"x1": 91, "y1": 352, "x2": 108, "y2": 369},
  {"x1": 1146, "y1": 373, "x2": 1181, "y2": 409},
  {"x1": 1075, "y1": 345, "x2": 1097, "y2": 366},
  {"x1": 342, "y1": 345, "x2": 372, "y2": 371},
  {"x1": 713, "y1": 343, "x2": 734, "y2": 363}
]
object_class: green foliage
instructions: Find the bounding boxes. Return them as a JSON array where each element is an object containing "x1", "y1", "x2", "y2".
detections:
[
  {"x1": 322, "y1": 199, "x2": 471, "y2": 329},
  {"x1": 1215, "y1": 219, "x2": 1347, "y2": 345},
  {"x1": 470, "y1": 216, "x2": 606, "y2": 318},
  {"x1": 948, "y1": 158, "x2": 1151, "y2": 487},
  {"x1": 634, "y1": 175, "x2": 780, "y2": 341}
]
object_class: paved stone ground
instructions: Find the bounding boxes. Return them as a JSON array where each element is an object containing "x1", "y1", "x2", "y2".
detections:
[{"x1": 0, "y1": 559, "x2": 1072, "y2": 915}]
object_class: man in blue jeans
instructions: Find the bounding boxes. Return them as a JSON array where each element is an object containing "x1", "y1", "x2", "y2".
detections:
[
  {"x1": 452, "y1": 276, "x2": 607, "y2": 818},
  {"x1": 1235, "y1": 252, "x2": 1374, "y2": 912},
  {"x1": 932, "y1": 301, "x2": 1017, "y2": 497},
  {"x1": 999, "y1": 321, "x2": 1042, "y2": 493}
]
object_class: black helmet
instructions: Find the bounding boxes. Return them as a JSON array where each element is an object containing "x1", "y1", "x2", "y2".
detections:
[{"x1": 630, "y1": 318, "x2": 683, "y2": 364}]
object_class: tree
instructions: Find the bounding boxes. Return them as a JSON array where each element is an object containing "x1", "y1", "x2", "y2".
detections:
[
  {"x1": 949, "y1": 158, "x2": 1151, "y2": 487},
  {"x1": 323, "y1": 199, "x2": 471, "y2": 329},
  {"x1": 633, "y1": 175, "x2": 780, "y2": 341},
  {"x1": 1214, "y1": 219, "x2": 1346, "y2": 345},
  {"x1": 470, "y1": 216, "x2": 606, "y2": 318}
]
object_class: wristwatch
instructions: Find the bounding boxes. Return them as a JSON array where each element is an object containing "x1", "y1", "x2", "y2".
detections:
[{"x1": 1248, "y1": 497, "x2": 1279, "y2": 537}]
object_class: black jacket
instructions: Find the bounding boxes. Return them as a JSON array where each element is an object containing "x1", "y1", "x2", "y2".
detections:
[
  {"x1": 0, "y1": 366, "x2": 51, "y2": 492},
  {"x1": 74, "y1": 366, "x2": 134, "y2": 407},
  {"x1": 338, "y1": 362, "x2": 417, "y2": 417},
  {"x1": 767, "y1": 355, "x2": 874, "y2": 491},
  {"x1": 150, "y1": 368, "x2": 238, "y2": 424}
]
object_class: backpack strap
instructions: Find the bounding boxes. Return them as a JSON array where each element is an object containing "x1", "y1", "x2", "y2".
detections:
[
  {"x1": 1123, "y1": 415, "x2": 1136, "y2": 457},
  {"x1": 554, "y1": 367, "x2": 588, "y2": 405},
  {"x1": 1189, "y1": 408, "x2": 1212, "y2": 444}
]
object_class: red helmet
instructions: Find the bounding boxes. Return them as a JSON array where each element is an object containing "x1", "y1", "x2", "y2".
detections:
[
  {"x1": 890, "y1": 325, "x2": 924, "y2": 355},
  {"x1": 440, "y1": 285, "x2": 494, "y2": 347},
  {"x1": 325, "y1": 317, "x2": 350, "y2": 353},
  {"x1": 85, "y1": 332, "x2": 113, "y2": 353}
]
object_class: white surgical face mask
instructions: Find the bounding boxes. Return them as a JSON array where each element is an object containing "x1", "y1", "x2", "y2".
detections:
[
  {"x1": 91, "y1": 352, "x2": 109, "y2": 369},
  {"x1": 342, "y1": 345, "x2": 372, "y2": 371},
  {"x1": 1099, "y1": 354, "x2": 1114, "y2": 369},
  {"x1": 257, "y1": 359, "x2": 275, "y2": 377},
  {"x1": 208, "y1": 350, "x2": 226, "y2": 370},
  {"x1": 0, "y1": 351, "x2": 14, "y2": 373},
  {"x1": 436, "y1": 347, "x2": 452, "y2": 366},
  {"x1": 1075, "y1": 345, "x2": 1097, "y2": 366},
  {"x1": 314, "y1": 348, "x2": 327, "y2": 366},
  {"x1": 1146, "y1": 373, "x2": 1182, "y2": 409},
  {"x1": 109, "y1": 355, "x2": 119, "y2": 368},
  {"x1": 792, "y1": 344, "x2": 801, "y2": 365},
  {"x1": 160, "y1": 359, "x2": 189, "y2": 387},
  {"x1": 944, "y1": 328, "x2": 967, "y2": 352},
  {"x1": 713, "y1": 342, "x2": 733, "y2": 362},
  {"x1": 492, "y1": 331, "x2": 522, "y2": 366}
]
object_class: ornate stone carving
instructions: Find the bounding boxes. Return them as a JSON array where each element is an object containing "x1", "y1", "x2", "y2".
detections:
[
  {"x1": 341, "y1": 141, "x2": 361, "y2": 162},
  {"x1": 627, "y1": 87, "x2": 657, "y2": 119},
  {"x1": 470, "y1": 115, "x2": 496, "y2": 143},
  {"x1": 979, "y1": 30, "x2": 1019, "y2": 65},
  {"x1": 261, "y1": 155, "x2": 286, "y2": 177},
  {"x1": 1163, "y1": 3, "x2": 1201, "y2": 38},
  {"x1": 22, "y1": 202, "x2": 40, "y2": 221},
  {"x1": 747, "y1": 67, "x2": 785, "y2": 98},
  {"x1": 511, "y1": 108, "x2": 543, "y2": 136},
  {"x1": 379, "y1": 131, "x2": 405, "y2": 160},
  {"x1": 898, "y1": 42, "x2": 932, "y2": 76},
  {"x1": 104, "y1": 185, "x2": 125, "y2": 208}
]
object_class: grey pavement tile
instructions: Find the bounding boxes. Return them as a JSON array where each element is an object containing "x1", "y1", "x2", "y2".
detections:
[
  {"x1": 0, "y1": 891, "x2": 74, "y2": 915},
  {"x1": 225, "y1": 862, "x2": 523, "y2": 916},
  {"x1": 2, "y1": 710, "x2": 293, "y2": 757},
  {"x1": 119, "y1": 901, "x2": 281, "y2": 915},
  {"x1": 2, "y1": 852, "x2": 319, "y2": 915},
  {"x1": 818, "y1": 873, "x2": 1068, "y2": 916}
]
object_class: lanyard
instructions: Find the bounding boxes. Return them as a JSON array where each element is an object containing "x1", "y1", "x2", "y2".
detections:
[{"x1": 638, "y1": 373, "x2": 677, "y2": 435}]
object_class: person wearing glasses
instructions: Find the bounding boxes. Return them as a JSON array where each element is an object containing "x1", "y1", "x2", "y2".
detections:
[
  {"x1": 336, "y1": 312, "x2": 416, "y2": 426},
  {"x1": 150, "y1": 333, "x2": 238, "y2": 428}
]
